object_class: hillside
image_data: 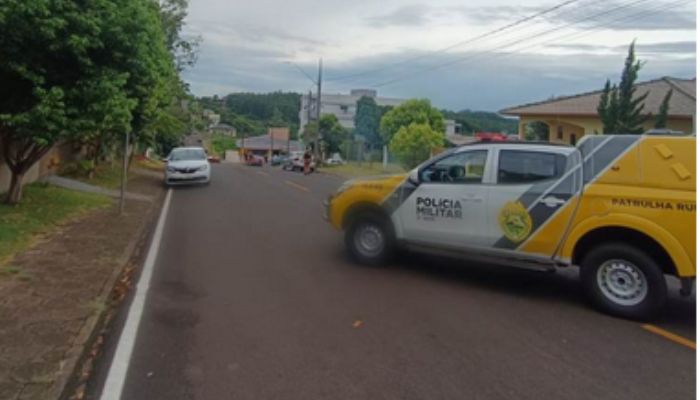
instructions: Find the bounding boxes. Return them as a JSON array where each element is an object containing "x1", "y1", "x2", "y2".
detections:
[
  {"x1": 199, "y1": 92, "x2": 301, "y2": 137},
  {"x1": 442, "y1": 109, "x2": 518, "y2": 135}
]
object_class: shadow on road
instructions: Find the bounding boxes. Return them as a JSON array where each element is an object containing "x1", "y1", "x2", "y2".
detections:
[{"x1": 338, "y1": 249, "x2": 696, "y2": 333}]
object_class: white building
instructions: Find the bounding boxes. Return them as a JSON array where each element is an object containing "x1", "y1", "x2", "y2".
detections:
[
  {"x1": 299, "y1": 89, "x2": 461, "y2": 139},
  {"x1": 299, "y1": 89, "x2": 405, "y2": 131}
]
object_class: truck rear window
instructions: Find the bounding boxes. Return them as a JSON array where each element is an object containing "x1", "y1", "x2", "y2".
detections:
[{"x1": 498, "y1": 150, "x2": 565, "y2": 184}]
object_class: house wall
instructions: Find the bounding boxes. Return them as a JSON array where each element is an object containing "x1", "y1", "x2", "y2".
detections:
[
  {"x1": 0, "y1": 142, "x2": 76, "y2": 193},
  {"x1": 517, "y1": 115, "x2": 693, "y2": 144}
]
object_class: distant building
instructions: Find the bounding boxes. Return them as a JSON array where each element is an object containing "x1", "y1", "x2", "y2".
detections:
[
  {"x1": 237, "y1": 127, "x2": 302, "y2": 158},
  {"x1": 444, "y1": 119, "x2": 462, "y2": 136},
  {"x1": 202, "y1": 109, "x2": 221, "y2": 127},
  {"x1": 299, "y1": 89, "x2": 405, "y2": 131},
  {"x1": 501, "y1": 76, "x2": 696, "y2": 145},
  {"x1": 209, "y1": 123, "x2": 236, "y2": 137}
]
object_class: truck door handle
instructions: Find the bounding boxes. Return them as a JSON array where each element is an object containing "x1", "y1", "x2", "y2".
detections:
[{"x1": 539, "y1": 196, "x2": 566, "y2": 208}]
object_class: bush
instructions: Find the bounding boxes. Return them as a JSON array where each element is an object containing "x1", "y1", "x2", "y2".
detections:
[{"x1": 389, "y1": 123, "x2": 443, "y2": 169}]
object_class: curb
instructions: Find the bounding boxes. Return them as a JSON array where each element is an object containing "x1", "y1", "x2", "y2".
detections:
[{"x1": 48, "y1": 189, "x2": 165, "y2": 400}]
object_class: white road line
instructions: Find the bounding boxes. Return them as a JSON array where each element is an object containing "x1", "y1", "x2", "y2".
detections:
[{"x1": 100, "y1": 188, "x2": 173, "y2": 400}]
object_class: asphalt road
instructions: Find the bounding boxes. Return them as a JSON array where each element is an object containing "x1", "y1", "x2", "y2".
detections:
[{"x1": 90, "y1": 163, "x2": 695, "y2": 400}]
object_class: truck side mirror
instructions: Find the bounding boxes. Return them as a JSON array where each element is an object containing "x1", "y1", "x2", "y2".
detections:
[{"x1": 409, "y1": 169, "x2": 420, "y2": 184}]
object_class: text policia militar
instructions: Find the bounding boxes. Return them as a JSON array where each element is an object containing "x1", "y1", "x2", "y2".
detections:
[{"x1": 416, "y1": 197, "x2": 463, "y2": 220}]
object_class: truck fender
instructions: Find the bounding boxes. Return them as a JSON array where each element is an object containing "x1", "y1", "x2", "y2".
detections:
[{"x1": 560, "y1": 213, "x2": 694, "y2": 277}]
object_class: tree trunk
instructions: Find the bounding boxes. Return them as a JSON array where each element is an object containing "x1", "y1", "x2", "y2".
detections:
[{"x1": 6, "y1": 171, "x2": 24, "y2": 205}]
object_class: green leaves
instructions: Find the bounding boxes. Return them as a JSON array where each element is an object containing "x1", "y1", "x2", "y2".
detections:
[
  {"x1": 596, "y1": 41, "x2": 649, "y2": 135},
  {"x1": 0, "y1": 0, "x2": 187, "y2": 203},
  {"x1": 389, "y1": 123, "x2": 444, "y2": 169},
  {"x1": 380, "y1": 99, "x2": 445, "y2": 144},
  {"x1": 354, "y1": 96, "x2": 382, "y2": 146}
]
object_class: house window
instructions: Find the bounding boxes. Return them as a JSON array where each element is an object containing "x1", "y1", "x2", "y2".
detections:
[
  {"x1": 557, "y1": 126, "x2": 563, "y2": 140},
  {"x1": 569, "y1": 134, "x2": 577, "y2": 145},
  {"x1": 340, "y1": 105, "x2": 349, "y2": 113}
]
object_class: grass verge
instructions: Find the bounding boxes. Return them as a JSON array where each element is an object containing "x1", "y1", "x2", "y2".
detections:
[
  {"x1": 319, "y1": 162, "x2": 406, "y2": 178},
  {"x1": 0, "y1": 183, "x2": 112, "y2": 266}
]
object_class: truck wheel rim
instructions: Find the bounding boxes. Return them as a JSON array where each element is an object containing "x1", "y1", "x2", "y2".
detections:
[
  {"x1": 596, "y1": 259, "x2": 648, "y2": 306},
  {"x1": 355, "y1": 224, "x2": 384, "y2": 257}
]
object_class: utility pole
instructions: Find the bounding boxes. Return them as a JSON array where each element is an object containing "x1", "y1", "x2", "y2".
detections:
[
  {"x1": 119, "y1": 131, "x2": 129, "y2": 215},
  {"x1": 315, "y1": 58, "x2": 322, "y2": 160}
]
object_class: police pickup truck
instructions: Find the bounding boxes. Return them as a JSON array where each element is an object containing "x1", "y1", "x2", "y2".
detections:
[{"x1": 324, "y1": 135, "x2": 696, "y2": 320}]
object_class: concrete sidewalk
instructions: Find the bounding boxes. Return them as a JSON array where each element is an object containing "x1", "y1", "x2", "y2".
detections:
[
  {"x1": 43, "y1": 176, "x2": 154, "y2": 202},
  {"x1": 0, "y1": 174, "x2": 164, "y2": 400}
]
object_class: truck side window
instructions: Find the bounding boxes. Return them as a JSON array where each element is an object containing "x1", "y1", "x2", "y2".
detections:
[
  {"x1": 421, "y1": 150, "x2": 487, "y2": 184},
  {"x1": 498, "y1": 150, "x2": 565, "y2": 184}
]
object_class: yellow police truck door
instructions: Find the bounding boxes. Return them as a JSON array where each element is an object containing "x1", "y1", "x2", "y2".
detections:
[{"x1": 484, "y1": 147, "x2": 581, "y2": 258}]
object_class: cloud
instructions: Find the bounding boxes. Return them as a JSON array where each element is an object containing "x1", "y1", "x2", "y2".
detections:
[
  {"x1": 452, "y1": 1, "x2": 696, "y2": 31},
  {"x1": 185, "y1": 44, "x2": 696, "y2": 111},
  {"x1": 365, "y1": 4, "x2": 433, "y2": 28},
  {"x1": 546, "y1": 41, "x2": 696, "y2": 55}
]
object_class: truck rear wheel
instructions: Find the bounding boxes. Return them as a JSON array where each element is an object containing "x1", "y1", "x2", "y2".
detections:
[
  {"x1": 580, "y1": 243, "x2": 667, "y2": 320},
  {"x1": 345, "y1": 213, "x2": 394, "y2": 266}
]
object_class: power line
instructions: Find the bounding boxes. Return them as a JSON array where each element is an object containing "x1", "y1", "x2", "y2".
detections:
[
  {"x1": 369, "y1": 0, "x2": 659, "y2": 88},
  {"x1": 324, "y1": 0, "x2": 585, "y2": 82},
  {"x1": 494, "y1": 0, "x2": 693, "y2": 63}
]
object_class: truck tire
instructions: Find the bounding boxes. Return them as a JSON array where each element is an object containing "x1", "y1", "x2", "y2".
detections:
[
  {"x1": 580, "y1": 243, "x2": 667, "y2": 320},
  {"x1": 345, "y1": 212, "x2": 394, "y2": 266}
]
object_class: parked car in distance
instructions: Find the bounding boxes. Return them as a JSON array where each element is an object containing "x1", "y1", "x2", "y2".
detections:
[
  {"x1": 246, "y1": 154, "x2": 265, "y2": 166},
  {"x1": 271, "y1": 154, "x2": 289, "y2": 166},
  {"x1": 164, "y1": 147, "x2": 211, "y2": 186},
  {"x1": 283, "y1": 154, "x2": 316, "y2": 172},
  {"x1": 207, "y1": 155, "x2": 221, "y2": 163},
  {"x1": 325, "y1": 153, "x2": 345, "y2": 165}
]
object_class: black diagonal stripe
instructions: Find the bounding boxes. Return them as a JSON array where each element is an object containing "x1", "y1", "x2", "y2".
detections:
[
  {"x1": 583, "y1": 135, "x2": 640, "y2": 183},
  {"x1": 494, "y1": 172, "x2": 575, "y2": 249},
  {"x1": 382, "y1": 179, "x2": 418, "y2": 216},
  {"x1": 494, "y1": 135, "x2": 641, "y2": 249}
]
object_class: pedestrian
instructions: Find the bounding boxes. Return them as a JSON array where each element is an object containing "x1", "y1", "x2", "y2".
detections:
[{"x1": 303, "y1": 150, "x2": 312, "y2": 175}]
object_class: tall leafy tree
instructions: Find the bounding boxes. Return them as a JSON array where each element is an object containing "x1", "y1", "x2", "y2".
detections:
[
  {"x1": 159, "y1": 0, "x2": 201, "y2": 72},
  {"x1": 319, "y1": 114, "x2": 348, "y2": 154},
  {"x1": 354, "y1": 96, "x2": 382, "y2": 145},
  {"x1": 389, "y1": 123, "x2": 444, "y2": 169},
  {"x1": 654, "y1": 89, "x2": 673, "y2": 129},
  {"x1": 597, "y1": 42, "x2": 649, "y2": 134},
  {"x1": 380, "y1": 99, "x2": 445, "y2": 144},
  {"x1": 0, "y1": 0, "x2": 178, "y2": 204}
]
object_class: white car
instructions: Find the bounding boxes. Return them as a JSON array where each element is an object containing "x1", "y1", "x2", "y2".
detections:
[
  {"x1": 325, "y1": 154, "x2": 345, "y2": 165},
  {"x1": 164, "y1": 147, "x2": 211, "y2": 186}
]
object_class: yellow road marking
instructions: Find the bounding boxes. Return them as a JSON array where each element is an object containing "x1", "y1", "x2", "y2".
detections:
[
  {"x1": 256, "y1": 171, "x2": 269, "y2": 176},
  {"x1": 641, "y1": 324, "x2": 696, "y2": 350},
  {"x1": 285, "y1": 180, "x2": 309, "y2": 192}
]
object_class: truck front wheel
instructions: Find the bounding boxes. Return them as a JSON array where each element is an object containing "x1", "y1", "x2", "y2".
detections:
[
  {"x1": 345, "y1": 213, "x2": 394, "y2": 266},
  {"x1": 580, "y1": 243, "x2": 667, "y2": 320}
]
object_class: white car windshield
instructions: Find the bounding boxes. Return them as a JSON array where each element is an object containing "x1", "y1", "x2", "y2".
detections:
[{"x1": 170, "y1": 149, "x2": 206, "y2": 161}]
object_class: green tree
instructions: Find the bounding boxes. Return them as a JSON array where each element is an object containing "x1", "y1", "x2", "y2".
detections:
[
  {"x1": 389, "y1": 123, "x2": 444, "y2": 169},
  {"x1": 524, "y1": 121, "x2": 549, "y2": 141},
  {"x1": 597, "y1": 42, "x2": 649, "y2": 134},
  {"x1": 0, "y1": 0, "x2": 179, "y2": 204},
  {"x1": 75, "y1": 71, "x2": 136, "y2": 178},
  {"x1": 380, "y1": 99, "x2": 444, "y2": 144},
  {"x1": 159, "y1": 0, "x2": 201, "y2": 72},
  {"x1": 354, "y1": 96, "x2": 382, "y2": 145},
  {"x1": 655, "y1": 89, "x2": 673, "y2": 129},
  {"x1": 319, "y1": 114, "x2": 348, "y2": 154}
]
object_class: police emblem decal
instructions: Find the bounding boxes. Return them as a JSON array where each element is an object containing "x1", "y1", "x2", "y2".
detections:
[{"x1": 499, "y1": 201, "x2": 533, "y2": 243}]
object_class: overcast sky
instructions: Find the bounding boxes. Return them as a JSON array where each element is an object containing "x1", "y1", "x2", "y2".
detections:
[{"x1": 181, "y1": 0, "x2": 696, "y2": 111}]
